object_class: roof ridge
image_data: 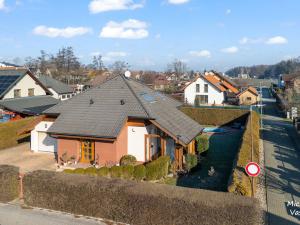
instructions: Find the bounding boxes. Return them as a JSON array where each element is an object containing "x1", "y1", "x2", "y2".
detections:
[{"x1": 121, "y1": 75, "x2": 151, "y2": 118}]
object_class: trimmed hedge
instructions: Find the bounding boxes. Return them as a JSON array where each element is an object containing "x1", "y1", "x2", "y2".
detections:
[
  {"x1": 122, "y1": 165, "x2": 134, "y2": 179},
  {"x1": 181, "y1": 107, "x2": 249, "y2": 126},
  {"x1": 0, "y1": 165, "x2": 19, "y2": 202},
  {"x1": 133, "y1": 165, "x2": 146, "y2": 181},
  {"x1": 23, "y1": 170, "x2": 261, "y2": 225},
  {"x1": 228, "y1": 111, "x2": 260, "y2": 196},
  {"x1": 110, "y1": 166, "x2": 123, "y2": 178},
  {"x1": 97, "y1": 167, "x2": 110, "y2": 177},
  {"x1": 145, "y1": 156, "x2": 170, "y2": 181}
]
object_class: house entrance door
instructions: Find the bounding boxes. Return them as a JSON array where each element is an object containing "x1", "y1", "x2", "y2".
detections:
[{"x1": 81, "y1": 140, "x2": 95, "y2": 163}]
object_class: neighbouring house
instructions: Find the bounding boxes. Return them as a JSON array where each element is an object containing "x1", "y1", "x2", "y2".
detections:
[
  {"x1": 282, "y1": 73, "x2": 300, "y2": 91},
  {"x1": 27, "y1": 75, "x2": 203, "y2": 169},
  {"x1": 183, "y1": 71, "x2": 239, "y2": 105},
  {"x1": 37, "y1": 75, "x2": 75, "y2": 101},
  {"x1": 0, "y1": 68, "x2": 51, "y2": 100},
  {"x1": 237, "y1": 86, "x2": 259, "y2": 105},
  {"x1": 85, "y1": 71, "x2": 112, "y2": 89},
  {"x1": 0, "y1": 96, "x2": 58, "y2": 121},
  {"x1": 0, "y1": 68, "x2": 57, "y2": 121},
  {"x1": 153, "y1": 75, "x2": 170, "y2": 91}
]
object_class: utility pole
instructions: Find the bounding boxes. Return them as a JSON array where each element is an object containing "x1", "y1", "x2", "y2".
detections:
[
  {"x1": 260, "y1": 82, "x2": 263, "y2": 128},
  {"x1": 250, "y1": 105, "x2": 254, "y2": 197}
]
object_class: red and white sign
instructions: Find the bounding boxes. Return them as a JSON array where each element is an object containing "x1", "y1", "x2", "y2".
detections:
[{"x1": 245, "y1": 162, "x2": 261, "y2": 177}]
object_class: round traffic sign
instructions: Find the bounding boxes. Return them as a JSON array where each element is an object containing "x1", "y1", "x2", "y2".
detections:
[{"x1": 245, "y1": 162, "x2": 260, "y2": 177}]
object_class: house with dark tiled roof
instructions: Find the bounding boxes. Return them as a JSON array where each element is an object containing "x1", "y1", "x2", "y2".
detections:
[
  {"x1": 183, "y1": 71, "x2": 240, "y2": 105},
  {"x1": 38, "y1": 75, "x2": 74, "y2": 101},
  {"x1": 0, "y1": 68, "x2": 60, "y2": 121},
  {"x1": 26, "y1": 75, "x2": 203, "y2": 169}
]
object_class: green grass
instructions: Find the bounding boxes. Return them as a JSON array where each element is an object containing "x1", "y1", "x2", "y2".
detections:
[
  {"x1": 176, "y1": 130, "x2": 243, "y2": 191},
  {"x1": 0, "y1": 117, "x2": 35, "y2": 150}
]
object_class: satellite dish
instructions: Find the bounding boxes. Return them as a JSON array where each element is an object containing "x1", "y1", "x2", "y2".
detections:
[{"x1": 124, "y1": 70, "x2": 131, "y2": 78}]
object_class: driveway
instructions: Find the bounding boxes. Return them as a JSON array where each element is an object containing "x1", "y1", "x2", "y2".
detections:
[{"x1": 0, "y1": 143, "x2": 56, "y2": 173}]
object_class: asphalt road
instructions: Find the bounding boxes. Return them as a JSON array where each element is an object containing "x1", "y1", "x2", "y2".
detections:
[
  {"x1": 263, "y1": 100, "x2": 300, "y2": 225},
  {"x1": 0, "y1": 203, "x2": 110, "y2": 225}
]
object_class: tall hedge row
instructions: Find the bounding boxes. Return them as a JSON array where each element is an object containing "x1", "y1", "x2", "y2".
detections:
[
  {"x1": 0, "y1": 165, "x2": 19, "y2": 202},
  {"x1": 228, "y1": 111, "x2": 260, "y2": 196},
  {"x1": 23, "y1": 170, "x2": 260, "y2": 225},
  {"x1": 180, "y1": 107, "x2": 249, "y2": 126}
]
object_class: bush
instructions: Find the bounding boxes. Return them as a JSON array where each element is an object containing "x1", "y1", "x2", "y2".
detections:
[
  {"x1": 122, "y1": 165, "x2": 134, "y2": 179},
  {"x1": 23, "y1": 170, "x2": 261, "y2": 225},
  {"x1": 145, "y1": 156, "x2": 170, "y2": 181},
  {"x1": 97, "y1": 167, "x2": 110, "y2": 177},
  {"x1": 185, "y1": 154, "x2": 198, "y2": 171},
  {"x1": 195, "y1": 135, "x2": 209, "y2": 154},
  {"x1": 63, "y1": 169, "x2": 74, "y2": 174},
  {"x1": 0, "y1": 165, "x2": 19, "y2": 202},
  {"x1": 133, "y1": 165, "x2": 146, "y2": 181},
  {"x1": 84, "y1": 167, "x2": 97, "y2": 176},
  {"x1": 73, "y1": 168, "x2": 85, "y2": 174},
  {"x1": 110, "y1": 166, "x2": 123, "y2": 178},
  {"x1": 120, "y1": 155, "x2": 137, "y2": 166}
]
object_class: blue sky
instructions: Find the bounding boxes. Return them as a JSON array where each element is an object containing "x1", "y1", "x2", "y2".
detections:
[{"x1": 0, "y1": 0, "x2": 299, "y2": 71}]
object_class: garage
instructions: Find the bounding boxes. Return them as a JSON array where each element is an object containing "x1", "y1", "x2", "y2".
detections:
[
  {"x1": 31, "y1": 121, "x2": 57, "y2": 153},
  {"x1": 38, "y1": 132, "x2": 57, "y2": 153}
]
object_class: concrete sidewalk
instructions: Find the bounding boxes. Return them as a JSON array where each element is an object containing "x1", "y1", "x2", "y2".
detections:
[
  {"x1": 0, "y1": 202, "x2": 118, "y2": 225},
  {"x1": 263, "y1": 102, "x2": 300, "y2": 225}
]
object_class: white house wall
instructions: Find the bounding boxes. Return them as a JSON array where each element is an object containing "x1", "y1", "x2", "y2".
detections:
[
  {"x1": 127, "y1": 126, "x2": 148, "y2": 161},
  {"x1": 31, "y1": 121, "x2": 57, "y2": 153},
  {"x1": 184, "y1": 77, "x2": 224, "y2": 105},
  {"x1": 3, "y1": 74, "x2": 47, "y2": 99}
]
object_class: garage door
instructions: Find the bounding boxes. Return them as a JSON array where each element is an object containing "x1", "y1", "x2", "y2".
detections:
[{"x1": 38, "y1": 132, "x2": 57, "y2": 153}]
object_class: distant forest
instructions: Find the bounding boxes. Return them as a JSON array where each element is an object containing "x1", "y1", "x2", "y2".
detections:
[{"x1": 226, "y1": 57, "x2": 300, "y2": 78}]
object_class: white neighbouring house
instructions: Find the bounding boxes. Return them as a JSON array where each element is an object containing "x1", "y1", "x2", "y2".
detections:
[
  {"x1": 31, "y1": 120, "x2": 57, "y2": 153},
  {"x1": 183, "y1": 72, "x2": 240, "y2": 105},
  {"x1": 37, "y1": 75, "x2": 75, "y2": 101}
]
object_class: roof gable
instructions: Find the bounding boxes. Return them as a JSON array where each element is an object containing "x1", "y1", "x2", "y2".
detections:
[{"x1": 0, "y1": 69, "x2": 51, "y2": 99}]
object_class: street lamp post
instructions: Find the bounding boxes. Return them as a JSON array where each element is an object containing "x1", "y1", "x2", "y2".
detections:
[{"x1": 250, "y1": 105, "x2": 254, "y2": 197}]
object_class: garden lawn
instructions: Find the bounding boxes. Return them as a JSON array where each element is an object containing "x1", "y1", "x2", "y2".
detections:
[
  {"x1": 0, "y1": 117, "x2": 35, "y2": 150},
  {"x1": 176, "y1": 130, "x2": 243, "y2": 191}
]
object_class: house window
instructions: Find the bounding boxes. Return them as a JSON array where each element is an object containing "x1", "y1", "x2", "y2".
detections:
[
  {"x1": 196, "y1": 84, "x2": 200, "y2": 92},
  {"x1": 246, "y1": 97, "x2": 252, "y2": 101},
  {"x1": 195, "y1": 95, "x2": 208, "y2": 105},
  {"x1": 204, "y1": 84, "x2": 208, "y2": 93},
  {"x1": 61, "y1": 95, "x2": 66, "y2": 99},
  {"x1": 14, "y1": 89, "x2": 21, "y2": 98},
  {"x1": 28, "y1": 88, "x2": 34, "y2": 96}
]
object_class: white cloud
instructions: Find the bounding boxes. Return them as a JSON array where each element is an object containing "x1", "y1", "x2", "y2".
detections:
[
  {"x1": 0, "y1": 0, "x2": 6, "y2": 10},
  {"x1": 89, "y1": 0, "x2": 143, "y2": 13},
  {"x1": 189, "y1": 50, "x2": 211, "y2": 58},
  {"x1": 106, "y1": 51, "x2": 128, "y2": 57},
  {"x1": 33, "y1": 26, "x2": 92, "y2": 38},
  {"x1": 239, "y1": 37, "x2": 264, "y2": 45},
  {"x1": 168, "y1": 0, "x2": 189, "y2": 5},
  {"x1": 221, "y1": 46, "x2": 239, "y2": 54},
  {"x1": 266, "y1": 36, "x2": 288, "y2": 45},
  {"x1": 226, "y1": 9, "x2": 231, "y2": 15},
  {"x1": 100, "y1": 19, "x2": 149, "y2": 39}
]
